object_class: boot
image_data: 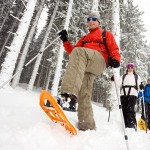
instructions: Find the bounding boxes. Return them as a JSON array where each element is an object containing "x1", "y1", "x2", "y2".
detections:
[{"x1": 69, "y1": 98, "x2": 77, "y2": 110}]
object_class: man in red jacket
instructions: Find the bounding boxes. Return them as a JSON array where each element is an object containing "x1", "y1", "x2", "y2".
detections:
[{"x1": 59, "y1": 11, "x2": 121, "y2": 131}]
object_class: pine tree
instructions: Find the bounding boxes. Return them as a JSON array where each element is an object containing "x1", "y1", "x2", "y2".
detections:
[{"x1": 120, "y1": 0, "x2": 148, "y2": 79}]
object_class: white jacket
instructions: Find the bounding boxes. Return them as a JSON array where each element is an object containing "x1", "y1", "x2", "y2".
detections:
[{"x1": 120, "y1": 72, "x2": 141, "y2": 97}]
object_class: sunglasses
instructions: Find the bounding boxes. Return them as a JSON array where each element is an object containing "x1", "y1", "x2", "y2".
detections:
[{"x1": 87, "y1": 17, "x2": 97, "y2": 22}]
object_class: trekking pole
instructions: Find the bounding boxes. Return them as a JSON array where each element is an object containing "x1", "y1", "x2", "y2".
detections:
[
  {"x1": 0, "y1": 36, "x2": 60, "y2": 89},
  {"x1": 112, "y1": 68, "x2": 130, "y2": 150},
  {"x1": 141, "y1": 90, "x2": 148, "y2": 133}
]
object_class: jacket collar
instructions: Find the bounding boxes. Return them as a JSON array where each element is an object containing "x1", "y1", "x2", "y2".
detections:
[{"x1": 89, "y1": 27, "x2": 101, "y2": 33}]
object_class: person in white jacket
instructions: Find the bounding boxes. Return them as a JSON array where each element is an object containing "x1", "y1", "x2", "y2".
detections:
[{"x1": 120, "y1": 63, "x2": 141, "y2": 130}]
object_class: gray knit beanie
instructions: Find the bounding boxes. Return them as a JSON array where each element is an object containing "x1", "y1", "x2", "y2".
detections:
[{"x1": 88, "y1": 11, "x2": 100, "y2": 22}]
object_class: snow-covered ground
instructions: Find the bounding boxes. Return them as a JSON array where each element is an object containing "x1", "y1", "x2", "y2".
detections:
[{"x1": 0, "y1": 87, "x2": 150, "y2": 150}]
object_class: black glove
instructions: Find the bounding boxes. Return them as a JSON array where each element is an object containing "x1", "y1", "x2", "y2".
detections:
[
  {"x1": 139, "y1": 82, "x2": 144, "y2": 90},
  {"x1": 110, "y1": 59, "x2": 120, "y2": 68},
  {"x1": 58, "y1": 29, "x2": 68, "y2": 42}
]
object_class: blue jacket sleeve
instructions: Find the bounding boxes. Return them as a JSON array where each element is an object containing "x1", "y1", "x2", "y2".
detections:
[{"x1": 138, "y1": 91, "x2": 143, "y2": 98}]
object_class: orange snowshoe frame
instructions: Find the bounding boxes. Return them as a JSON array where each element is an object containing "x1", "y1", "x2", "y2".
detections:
[{"x1": 39, "y1": 90, "x2": 77, "y2": 135}]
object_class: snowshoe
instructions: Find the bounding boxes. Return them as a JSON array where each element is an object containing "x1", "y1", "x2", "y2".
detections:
[
  {"x1": 138, "y1": 118, "x2": 147, "y2": 131},
  {"x1": 40, "y1": 90, "x2": 77, "y2": 135}
]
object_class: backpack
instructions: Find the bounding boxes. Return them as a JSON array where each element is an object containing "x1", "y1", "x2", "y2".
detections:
[
  {"x1": 102, "y1": 30, "x2": 113, "y2": 67},
  {"x1": 122, "y1": 73, "x2": 138, "y2": 96},
  {"x1": 82, "y1": 30, "x2": 112, "y2": 67}
]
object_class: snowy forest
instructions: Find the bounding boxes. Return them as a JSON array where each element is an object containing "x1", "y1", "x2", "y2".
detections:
[{"x1": 0, "y1": 0, "x2": 150, "y2": 109}]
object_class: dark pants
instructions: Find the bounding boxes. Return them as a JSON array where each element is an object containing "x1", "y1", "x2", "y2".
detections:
[
  {"x1": 146, "y1": 103, "x2": 150, "y2": 129},
  {"x1": 120, "y1": 95, "x2": 137, "y2": 128},
  {"x1": 141, "y1": 101, "x2": 150, "y2": 129}
]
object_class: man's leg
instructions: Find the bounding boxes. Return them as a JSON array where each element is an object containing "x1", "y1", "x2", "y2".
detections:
[
  {"x1": 61, "y1": 48, "x2": 105, "y2": 130},
  {"x1": 61, "y1": 47, "x2": 88, "y2": 97},
  {"x1": 77, "y1": 50, "x2": 105, "y2": 130},
  {"x1": 77, "y1": 72, "x2": 96, "y2": 130},
  {"x1": 61, "y1": 47, "x2": 105, "y2": 97}
]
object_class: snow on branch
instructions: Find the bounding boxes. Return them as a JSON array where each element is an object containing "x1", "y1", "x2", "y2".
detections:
[
  {"x1": 10, "y1": 14, "x2": 21, "y2": 22},
  {"x1": 52, "y1": 23, "x2": 59, "y2": 32},
  {"x1": 20, "y1": 0, "x2": 28, "y2": 10},
  {"x1": 64, "y1": 1, "x2": 69, "y2": 6},
  {"x1": 5, "y1": 46, "x2": 12, "y2": 51},
  {"x1": 7, "y1": 31, "x2": 18, "y2": 36}
]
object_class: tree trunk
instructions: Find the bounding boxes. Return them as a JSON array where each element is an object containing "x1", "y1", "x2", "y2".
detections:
[
  {"x1": 11, "y1": 0, "x2": 45, "y2": 88},
  {"x1": 109, "y1": 0, "x2": 120, "y2": 110},
  {"x1": 43, "y1": 62, "x2": 53, "y2": 90},
  {"x1": 0, "y1": 0, "x2": 37, "y2": 87},
  {"x1": 0, "y1": 6, "x2": 24, "y2": 58},
  {"x1": 0, "y1": 0, "x2": 15, "y2": 32},
  {"x1": 51, "y1": 0, "x2": 74, "y2": 97},
  {"x1": 112, "y1": 0, "x2": 120, "y2": 47},
  {"x1": 91, "y1": 0, "x2": 99, "y2": 11},
  {"x1": 36, "y1": 58, "x2": 46, "y2": 88},
  {"x1": 0, "y1": 7, "x2": 4, "y2": 21},
  {"x1": 27, "y1": 0, "x2": 60, "y2": 91},
  {"x1": 42, "y1": 63, "x2": 51, "y2": 90}
]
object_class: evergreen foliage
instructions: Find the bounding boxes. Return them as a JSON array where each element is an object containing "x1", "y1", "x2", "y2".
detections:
[{"x1": 120, "y1": 0, "x2": 149, "y2": 81}]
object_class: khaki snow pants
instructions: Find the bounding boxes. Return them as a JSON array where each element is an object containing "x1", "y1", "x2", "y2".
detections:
[{"x1": 61, "y1": 47, "x2": 106, "y2": 130}]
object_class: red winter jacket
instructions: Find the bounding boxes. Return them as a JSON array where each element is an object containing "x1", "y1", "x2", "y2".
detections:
[{"x1": 63, "y1": 27, "x2": 121, "y2": 64}]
